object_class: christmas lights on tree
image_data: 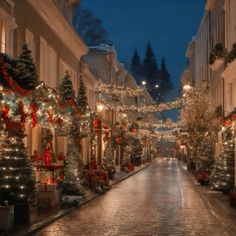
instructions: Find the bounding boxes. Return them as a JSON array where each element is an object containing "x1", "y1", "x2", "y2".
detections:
[
  {"x1": 0, "y1": 127, "x2": 35, "y2": 204},
  {"x1": 210, "y1": 127, "x2": 235, "y2": 193},
  {"x1": 102, "y1": 139, "x2": 116, "y2": 179},
  {"x1": 58, "y1": 72, "x2": 85, "y2": 197}
]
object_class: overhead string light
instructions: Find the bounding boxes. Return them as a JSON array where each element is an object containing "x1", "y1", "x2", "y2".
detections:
[
  {"x1": 96, "y1": 83, "x2": 145, "y2": 97},
  {"x1": 102, "y1": 99, "x2": 183, "y2": 113}
]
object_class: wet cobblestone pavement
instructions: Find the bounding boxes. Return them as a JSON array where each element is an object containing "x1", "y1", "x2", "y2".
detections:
[{"x1": 36, "y1": 158, "x2": 236, "y2": 236}]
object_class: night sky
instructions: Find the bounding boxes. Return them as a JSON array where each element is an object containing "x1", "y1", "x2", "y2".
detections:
[{"x1": 81, "y1": 0, "x2": 205, "y2": 91}]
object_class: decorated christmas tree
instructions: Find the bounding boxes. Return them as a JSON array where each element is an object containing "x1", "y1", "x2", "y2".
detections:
[
  {"x1": 0, "y1": 127, "x2": 35, "y2": 205},
  {"x1": 59, "y1": 71, "x2": 75, "y2": 102},
  {"x1": 210, "y1": 127, "x2": 235, "y2": 193},
  {"x1": 16, "y1": 44, "x2": 38, "y2": 90},
  {"x1": 77, "y1": 76, "x2": 88, "y2": 114},
  {"x1": 58, "y1": 73, "x2": 84, "y2": 197},
  {"x1": 0, "y1": 124, "x2": 35, "y2": 222},
  {"x1": 103, "y1": 139, "x2": 116, "y2": 179},
  {"x1": 130, "y1": 137, "x2": 143, "y2": 166},
  {"x1": 197, "y1": 139, "x2": 215, "y2": 173}
]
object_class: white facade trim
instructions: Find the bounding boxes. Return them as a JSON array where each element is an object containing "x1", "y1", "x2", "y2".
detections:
[{"x1": 27, "y1": 0, "x2": 88, "y2": 60}]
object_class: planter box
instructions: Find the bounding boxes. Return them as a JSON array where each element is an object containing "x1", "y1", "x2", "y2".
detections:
[
  {"x1": 210, "y1": 58, "x2": 224, "y2": 71},
  {"x1": 0, "y1": 206, "x2": 14, "y2": 230}
]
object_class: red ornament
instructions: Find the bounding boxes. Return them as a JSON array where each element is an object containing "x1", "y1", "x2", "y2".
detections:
[
  {"x1": 47, "y1": 111, "x2": 54, "y2": 123},
  {"x1": 57, "y1": 117, "x2": 63, "y2": 126},
  {"x1": 115, "y1": 136, "x2": 122, "y2": 144},
  {"x1": 18, "y1": 101, "x2": 26, "y2": 123},
  {"x1": 1, "y1": 105, "x2": 9, "y2": 122},
  {"x1": 231, "y1": 114, "x2": 236, "y2": 121},
  {"x1": 92, "y1": 119, "x2": 101, "y2": 129},
  {"x1": 31, "y1": 103, "x2": 38, "y2": 128}
]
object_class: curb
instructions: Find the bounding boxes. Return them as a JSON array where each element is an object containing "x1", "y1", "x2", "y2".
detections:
[{"x1": 17, "y1": 162, "x2": 151, "y2": 236}]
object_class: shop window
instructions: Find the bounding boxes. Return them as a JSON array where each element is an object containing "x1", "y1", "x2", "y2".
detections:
[{"x1": 25, "y1": 28, "x2": 36, "y2": 61}]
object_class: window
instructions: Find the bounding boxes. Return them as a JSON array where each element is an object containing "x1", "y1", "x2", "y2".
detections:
[
  {"x1": 0, "y1": 18, "x2": 6, "y2": 53},
  {"x1": 48, "y1": 46, "x2": 57, "y2": 88},
  {"x1": 40, "y1": 37, "x2": 47, "y2": 82},
  {"x1": 40, "y1": 37, "x2": 57, "y2": 88},
  {"x1": 25, "y1": 28, "x2": 36, "y2": 61}
]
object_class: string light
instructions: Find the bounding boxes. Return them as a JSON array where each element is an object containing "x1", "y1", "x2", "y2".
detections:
[
  {"x1": 96, "y1": 83, "x2": 144, "y2": 97},
  {"x1": 103, "y1": 99, "x2": 183, "y2": 113}
]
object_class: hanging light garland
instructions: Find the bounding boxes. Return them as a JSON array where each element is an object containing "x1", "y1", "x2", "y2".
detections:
[
  {"x1": 0, "y1": 81, "x2": 84, "y2": 129},
  {"x1": 96, "y1": 83, "x2": 144, "y2": 97},
  {"x1": 103, "y1": 99, "x2": 183, "y2": 113},
  {"x1": 126, "y1": 120, "x2": 183, "y2": 129}
]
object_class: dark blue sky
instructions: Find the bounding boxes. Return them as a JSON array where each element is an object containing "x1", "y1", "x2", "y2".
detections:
[{"x1": 81, "y1": 0, "x2": 205, "y2": 89}]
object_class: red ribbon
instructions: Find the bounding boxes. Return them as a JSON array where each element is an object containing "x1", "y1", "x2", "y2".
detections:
[
  {"x1": 1, "y1": 105, "x2": 9, "y2": 122},
  {"x1": 31, "y1": 103, "x2": 38, "y2": 128}
]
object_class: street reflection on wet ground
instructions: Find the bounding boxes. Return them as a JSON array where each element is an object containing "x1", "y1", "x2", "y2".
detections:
[{"x1": 36, "y1": 158, "x2": 234, "y2": 236}]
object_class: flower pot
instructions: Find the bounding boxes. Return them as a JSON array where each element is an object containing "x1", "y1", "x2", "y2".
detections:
[{"x1": 0, "y1": 206, "x2": 14, "y2": 230}]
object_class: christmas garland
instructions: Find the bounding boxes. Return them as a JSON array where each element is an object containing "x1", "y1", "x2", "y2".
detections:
[
  {"x1": 222, "y1": 107, "x2": 236, "y2": 127},
  {"x1": 103, "y1": 99, "x2": 183, "y2": 113},
  {"x1": 96, "y1": 83, "x2": 144, "y2": 97},
  {"x1": 0, "y1": 54, "x2": 32, "y2": 96},
  {"x1": 132, "y1": 120, "x2": 183, "y2": 129}
]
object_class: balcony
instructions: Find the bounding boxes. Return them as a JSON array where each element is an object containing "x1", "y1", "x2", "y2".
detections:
[
  {"x1": 210, "y1": 58, "x2": 224, "y2": 72},
  {"x1": 221, "y1": 59, "x2": 236, "y2": 82}
]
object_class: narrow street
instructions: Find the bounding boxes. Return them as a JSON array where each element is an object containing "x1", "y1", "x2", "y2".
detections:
[{"x1": 36, "y1": 158, "x2": 235, "y2": 236}]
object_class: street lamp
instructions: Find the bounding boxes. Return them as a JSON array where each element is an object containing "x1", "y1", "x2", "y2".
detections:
[
  {"x1": 96, "y1": 101, "x2": 105, "y2": 112},
  {"x1": 183, "y1": 84, "x2": 192, "y2": 91},
  {"x1": 142, "y1": 81, "x2": 146, "y2": 86},
  {"x1": 155, "y1": 84, "x2": 159, "y2": 88}
]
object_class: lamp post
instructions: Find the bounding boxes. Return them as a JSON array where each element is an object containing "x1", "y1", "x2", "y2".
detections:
[{"x1": 96, "y1": 101, "x2": 105, "y2": 113}]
